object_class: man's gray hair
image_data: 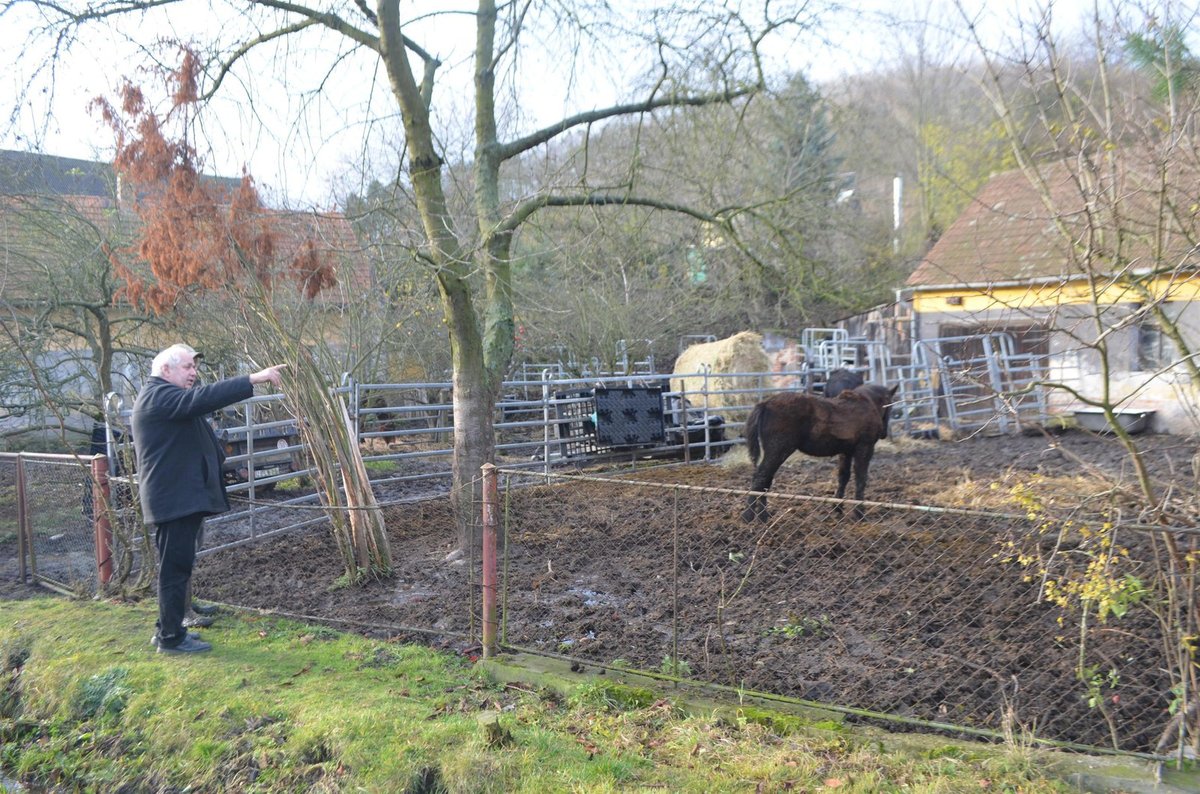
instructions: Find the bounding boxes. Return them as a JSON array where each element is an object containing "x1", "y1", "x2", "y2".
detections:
[{"x1": 150, "y1": 344, "x2": 198, "y2": 377}]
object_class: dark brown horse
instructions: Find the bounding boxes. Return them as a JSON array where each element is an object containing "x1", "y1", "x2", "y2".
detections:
[
  {"x1": 821, "y1": 367, "x2": 863, "y2": 398},
  {"x1": 741, "y1": 383, "x2": 898, "y2": 522}
]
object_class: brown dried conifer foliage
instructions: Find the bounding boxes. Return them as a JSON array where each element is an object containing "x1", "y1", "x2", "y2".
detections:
[
  {"x1": 292, "y1": 239, "x2": 337, "y2": 300},
  {"x1": 92, "y1": 46, "x2": 336, "y2": 314}
]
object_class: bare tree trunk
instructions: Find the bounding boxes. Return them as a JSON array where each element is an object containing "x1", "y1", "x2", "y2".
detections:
[{"x1": 450, "y1": 359, "x2": 497, "y2": 552}]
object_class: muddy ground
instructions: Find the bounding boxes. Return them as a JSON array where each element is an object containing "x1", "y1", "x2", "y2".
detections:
[
  {"x1": 205, "y1": 430, "x2": 1200, "y2": 752},
  {"x1": 6, "y1": 429, "x2": 1199, "y2": 752}
]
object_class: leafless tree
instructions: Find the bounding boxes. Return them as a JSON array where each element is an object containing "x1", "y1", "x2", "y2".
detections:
[
  {"x1": 4, "y1": 0, "x2": 824, "y2": 548},
  {"x1": 962, "y1": 0, "x2": 1200, "y2": 755},
  {"x1": 0, "y1": 192, "x2": 171, "y2": 446}
]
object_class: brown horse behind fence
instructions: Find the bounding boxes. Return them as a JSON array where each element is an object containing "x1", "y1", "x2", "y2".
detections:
[{"x1": 741, "y1": 383, "x2": 898, "y2": 522}]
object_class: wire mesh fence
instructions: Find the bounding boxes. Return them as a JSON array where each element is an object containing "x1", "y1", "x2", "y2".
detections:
[
  {"x1": 186, "y1": 487, "x2": 486, "y2": 651},
  {"x1": 0, "y1": 456, "x2": 24, "y2": 587},
  {"x1": 3, "y1": 440, "x2": 1187, "y2": 758},
  {"x1": 492, "y1": 467, "x2": 1178, "y2": 756},
  {"x1": 2, "y1": 453, "x2": 107, "y2": 595},
  {"x1": 202, "y1": 493, "x2": 332, "y2": 552}
]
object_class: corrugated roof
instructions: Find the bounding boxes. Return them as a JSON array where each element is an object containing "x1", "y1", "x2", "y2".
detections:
[{"x1": 907, "y1": 157, "x2": 1200, "y2": 289}]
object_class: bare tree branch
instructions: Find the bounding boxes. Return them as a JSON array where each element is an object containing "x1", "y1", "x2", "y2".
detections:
[
  {"x1": 6, "y1": 0, "x2": 180, "y2": 24},
  {"x1": 497, "y1": 87, "x2": 759, "y2": 162},
  {"x1": 202, "y1": 18, "x2": 322, "y2": 100},
  {"x1": 501, "y1": 191, "x2": 723, "y2": 234}
]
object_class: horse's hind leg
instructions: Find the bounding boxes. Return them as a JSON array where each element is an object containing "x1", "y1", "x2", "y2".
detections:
[
  {"x1": 850, "y1": 445, "x2": 876, "y2": 520},
  {"x1": 833, "y1": 452, "x2": 852, "y2": 516},
  {"x1": 742, "y1": 450, "x2": 789, "y2": 522}
]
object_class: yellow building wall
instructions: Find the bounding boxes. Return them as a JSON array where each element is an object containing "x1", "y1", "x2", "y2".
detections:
[
  {"x1": 912, "y1": 274, "x2": 1200, "y2": 434},
  {"x1": 912, "y1": 275, "x2": 1200, "y2": 314}
]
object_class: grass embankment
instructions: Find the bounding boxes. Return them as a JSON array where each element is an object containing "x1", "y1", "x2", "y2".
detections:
[{"x1": 0, "y1": 595, "x2": 1073, "y2": 792}]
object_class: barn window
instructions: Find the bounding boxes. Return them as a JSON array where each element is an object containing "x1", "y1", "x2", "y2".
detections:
[{"x1": 1137, "y1": 321, "x2": 1177, "y2": 371}]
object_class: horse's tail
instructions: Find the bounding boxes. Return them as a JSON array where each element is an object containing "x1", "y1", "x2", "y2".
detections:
[{"x1": 744, "y1": 402, "x2": 765, "y2": 465}]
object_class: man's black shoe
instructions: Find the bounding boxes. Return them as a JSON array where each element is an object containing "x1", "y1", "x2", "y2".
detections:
[
  {"x1": 156, "y1": 635, "x2": 212, "y2": 654},
  {"x1": 150, "y1": 632, "x2": 199, "y2": 648},
  {"x1": 191, "y1": 602, "x2": 219, "y2": 616},
  {"x1": 183, "y1": 615, "x2": 215, "y2": 628}
]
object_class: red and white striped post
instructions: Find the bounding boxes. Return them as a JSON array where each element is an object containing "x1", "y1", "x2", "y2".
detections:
[
  {"x1": 480, "y1": 462, "x2": 499, "y2": 658},
  {"x1": 91, "y1": 454, "x2": 113, "y2": 585}
]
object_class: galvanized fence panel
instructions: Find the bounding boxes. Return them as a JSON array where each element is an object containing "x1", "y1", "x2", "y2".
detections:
[
  {"x1": 90, "y1": 354, "x2": 1053, "y2": 559},
  {"x1": 913, "y1": 334, "x2": 1050, "y2": 436},
  {"x1": 493, "y1": 468, "x2": 1174, "y2": 755},
  {"x1": 201, "y1": 494, "x2": 331, "y2": 552},
  {"x1": 346, "y1": 370, "x2": 764, "y2": 482},
  {"x1": 886, "y1": 362, "x2": 941, "y2": 438},
  {"x1": 6, "y1": 354, "x2": 1053, "y2": 592}
]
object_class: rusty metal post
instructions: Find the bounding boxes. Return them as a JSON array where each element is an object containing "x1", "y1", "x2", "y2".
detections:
[
  {"x1": 480, "y1": 463, "x2": 499, "y2": 658},
  {"x1": 91, "y1": 454, "x2": 113, "y2": 585},
  {"x1": 680, "y1": 382, "x2": 691, "y2": 465}
]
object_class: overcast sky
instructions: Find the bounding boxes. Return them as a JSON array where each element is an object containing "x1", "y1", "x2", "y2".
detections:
[{"x1": 0, "y1": 0, "x2": 1120, "y2": 208}]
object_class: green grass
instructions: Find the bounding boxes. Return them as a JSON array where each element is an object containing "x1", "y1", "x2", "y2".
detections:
[
  {"x1": 0, "y1": 595, "x2": 1083, "y2": 792},
  {"x1": 363, "y1": 459, "x2": 399, "y2": 474}
]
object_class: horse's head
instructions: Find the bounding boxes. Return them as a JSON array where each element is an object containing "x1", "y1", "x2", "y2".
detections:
[
  {"x1": 856, "y1": 384, "x2": 899, "y2": 440},
  {"x1": 824, "y1": 368, "x2": 865, "y2": 399}
]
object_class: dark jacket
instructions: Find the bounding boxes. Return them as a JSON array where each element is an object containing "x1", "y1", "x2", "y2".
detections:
[{"x1": 131, "y1": 375, "x2": 254, "y2": 525}]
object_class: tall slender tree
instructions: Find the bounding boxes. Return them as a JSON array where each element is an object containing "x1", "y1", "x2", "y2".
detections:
[
  {"x1": 9, "y1": 0, "x2": 823, "y2": 549},
  {"x1": 960, "y1": 0, "x2": 1200, "y2": 754}
]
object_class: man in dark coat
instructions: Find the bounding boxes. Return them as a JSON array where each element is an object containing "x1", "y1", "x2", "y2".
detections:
[{"x1": 133, "y1": 343, "x2": 285, "y2": 654}]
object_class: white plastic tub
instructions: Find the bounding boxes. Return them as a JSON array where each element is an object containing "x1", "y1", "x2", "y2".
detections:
[{"x1": 1073, "y1": 409, "x2": 1155, "y2": 435}]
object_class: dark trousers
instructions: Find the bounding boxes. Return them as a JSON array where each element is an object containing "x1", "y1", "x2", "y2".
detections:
[{"x1": 154, "y1": 513, "x2": 204, "y2": 647}]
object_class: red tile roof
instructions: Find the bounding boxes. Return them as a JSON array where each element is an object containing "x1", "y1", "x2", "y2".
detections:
[
  {"x1": 907, "y1": 157, "x2": 1200, "y2": 288},
  {"x1": 264, "y1": 208, "x2": 373, "y2": 292}
]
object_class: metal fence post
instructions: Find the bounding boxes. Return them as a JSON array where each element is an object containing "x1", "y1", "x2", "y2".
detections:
[
  {"x1": 244, "y1": 400, "x2": 257, "y2": 538},
  {"x1": 680, "y1": 380, "x2": 691, "y2": 465},
  {"x1": 91, "y1": 453, "x2": 113, "y2": 585},
  {"x1": 16, "y1": 453, "x2": 28, "y2": 583},
  {"x1": 671, "y1": 486, "x2": 680, "y2": 682},
  {"x1": 541, "y1": 369, "x2": 552, "y2": 482},
  {"x1": 481, "y1": 462, "x2": 499, "y2": 658}
]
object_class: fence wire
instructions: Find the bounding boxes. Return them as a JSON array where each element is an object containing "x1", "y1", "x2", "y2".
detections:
[
  {"x1": 4, "y1": 443, "x2": 1183, "y2": 757},
  {"x1": 0, "y1": 457, "x2": 22, "y2": 588},
  {"x1": 11, "y1": 455, "x2": 103, "y2": 595},
  {"x1": 494, "y1": 467, "x2": 1176, "y2": 755},
  {"x1": 179, "y1": 483, "x2": 484, "y2": 651}
]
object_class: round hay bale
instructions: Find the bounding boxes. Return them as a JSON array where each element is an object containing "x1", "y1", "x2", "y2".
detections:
[{"x1": 671, "y1": 331, "x2": 770, "y2": 415}]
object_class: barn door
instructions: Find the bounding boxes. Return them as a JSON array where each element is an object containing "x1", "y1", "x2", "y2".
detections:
[{"x1": 920, "y1": 326, "x2": 1049, "y2": 435}]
